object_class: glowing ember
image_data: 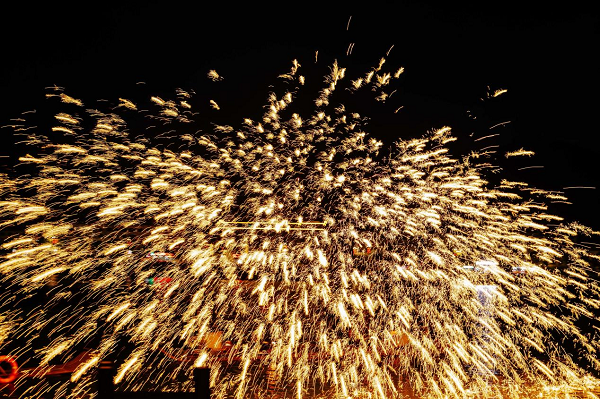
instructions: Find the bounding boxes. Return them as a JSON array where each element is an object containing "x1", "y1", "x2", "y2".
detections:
[{"x1": 0, "y1": 54, "x2": 599, "y2": 399}]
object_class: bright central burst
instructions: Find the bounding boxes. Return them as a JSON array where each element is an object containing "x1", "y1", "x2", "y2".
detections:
[{"x1": 1, "y1": 56, "x2": 599, "y2": 399}]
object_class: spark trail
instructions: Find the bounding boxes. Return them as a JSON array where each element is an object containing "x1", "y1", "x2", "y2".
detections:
[{"x1": 1, "y1": 56, "x2": 600, "y2": 399}]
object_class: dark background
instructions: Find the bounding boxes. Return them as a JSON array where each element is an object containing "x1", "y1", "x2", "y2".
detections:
[{"x1": 1, "y1": 2, "x2": 599, "y2": 232}]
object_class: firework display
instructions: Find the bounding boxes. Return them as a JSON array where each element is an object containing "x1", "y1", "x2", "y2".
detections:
[{"x1": 0, "y1": 55, "x2": 599, "y2": 399}]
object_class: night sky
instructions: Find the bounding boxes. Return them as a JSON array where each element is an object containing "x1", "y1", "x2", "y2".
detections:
[{"x1": 1, "y1": 2, "x2": 599, "y2": 232}]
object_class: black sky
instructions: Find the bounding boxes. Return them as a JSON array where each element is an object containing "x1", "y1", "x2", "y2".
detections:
[{"x1": 1, "y1": 2, "x2": 599, "y2": 231}]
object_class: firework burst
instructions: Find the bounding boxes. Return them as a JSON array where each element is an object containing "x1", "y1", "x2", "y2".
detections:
[{"x1": 1, "y1": 54, "x2": 599, "y2": 399}]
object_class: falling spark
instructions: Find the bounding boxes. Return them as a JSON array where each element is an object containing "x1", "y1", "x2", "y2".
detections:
[
  {"x1": 518, "y1": 166, "x2": 544, "y2": 170},
  {"x1": 474, "y1": 133, "x2": 500, "y2": 142},
  {"x1": 210, "y1": 100, "x2": 220, "y2": 110},
  {"x1": 71, "y1": 356, "x2": 99, "y2": 382},
  {"x1": 506, "y1": 148, "x2": 535, "y2": 157},
  {"x1": 207, "y1": 70, "x2": 223, "y2": 81},
  {"x1": 347, "y1": 43, "x2": 355, "y2": 56},
  {"x1": 114, "y1": 355, "x2": 139, "y2": 384},
  {"x1": 490, "y1": 121, "x2": 511, "y2": 129}
]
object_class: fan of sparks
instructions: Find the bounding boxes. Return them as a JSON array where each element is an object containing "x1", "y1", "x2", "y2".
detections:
[{"x1": 1, "y1": 56, "x2": 600, "y2": 399}]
